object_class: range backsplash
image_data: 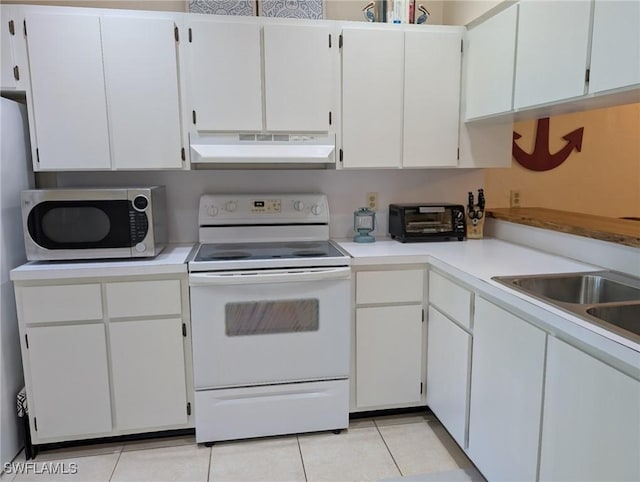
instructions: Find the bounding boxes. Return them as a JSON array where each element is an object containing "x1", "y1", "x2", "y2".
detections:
[{"x1": 52, "y1": 169, "x2": 484, "y2": 243}]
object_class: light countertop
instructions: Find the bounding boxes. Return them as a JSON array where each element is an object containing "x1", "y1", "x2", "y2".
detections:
[
  {"x1": 10, "y1": 244, "x2": 195, "y2": 281},
  {"x1": 335, "y1": 237, "x2": 640, "y2": 357}
]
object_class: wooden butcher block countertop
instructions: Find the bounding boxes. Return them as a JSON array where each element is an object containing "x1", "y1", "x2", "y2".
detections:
[{"x1": 487, "y1": 208, "x2": 640, "y2": 248}]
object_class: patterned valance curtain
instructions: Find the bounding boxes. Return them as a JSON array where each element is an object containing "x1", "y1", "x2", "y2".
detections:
[{"x1": 188, "y1": 0, "x2": 324, "y2": 19}]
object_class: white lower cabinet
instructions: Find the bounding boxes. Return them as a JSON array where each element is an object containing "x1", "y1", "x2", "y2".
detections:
[
  {"x1": 539, "y1": 337, "x2": 640, "y2": 481},
  {"x1": 109, "y1": 318, "x2": 188, "y2": 431},
  {"x1": 352, "y1": 267, "x2": 426, "y2": 411},
  {"x1": 14, "y1": 274, "x2": 193, "y2": 444},
  {"x1": 26, "y1": 324, "x2": 112, "y2": 440},
  {"x1": 426, "y1": 306, "x2": 471, "y2": 448},
  {"x1": 468, "y1": 297, "x2": 546, "y2": 481}
]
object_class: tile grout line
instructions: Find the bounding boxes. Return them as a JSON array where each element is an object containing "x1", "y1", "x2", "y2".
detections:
[
  {"x1": 107, "y1": 446, "x2": 124, "y2": 482},
  {"x1": 206, "y1": 444, "x2": 214, "y2": 482},
  {"x1": 296, "y1": 435, "x2": 308, "y2": 482},
  {"x1": 374, "y1": 419, "x2": 404, "y2": 478}
]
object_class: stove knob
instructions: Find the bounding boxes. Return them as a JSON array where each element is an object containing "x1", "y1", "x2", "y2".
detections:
[
  {"x1": 225, "y1": 201, "x2": 237, "y2": 212},
  {"x1": 311, "y1": 204, "x2": 322, "y2": 215},
  {"x1": 135, "y1": 242, "x2": 147, "y2": 253},
  {"x1": 294, "y1": 201, "x2": 305, "y2": 211},
  {"x1": 207, "y1": 205, "x2": 219, "y2": 217}
]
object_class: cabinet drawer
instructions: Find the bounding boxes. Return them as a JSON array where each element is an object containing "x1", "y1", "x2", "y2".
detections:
[
  {"x1": 428, "y1": 271, "x2": 472, "y2": 330},
  {"x1": 20, "y1": 284, "x2": 102, "y2": 324},
  {"x1": 106, "y1": 280, "x2": 181, "y2": 318},
  {"x1": 356, "y1": 270, "x2": 424, "y2": 304}
]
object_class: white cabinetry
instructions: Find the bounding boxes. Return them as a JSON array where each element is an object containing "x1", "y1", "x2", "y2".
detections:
[
  {"x1": 426, "y1": 271, "x2": 472, "y2": 448},
  {"x1": 588, "y1": 0, "x2": 640, "y2": 94},
  {"x1": 341, "y1": 27, "x2": 404, "y2": 169},
  {"x1": 342, "y1": 26, "x2": 463, "y2": 169},
  {"x1": 403, "y1": 30, "x2": 461, "y2": 167},
  {"x1": 14, "y1": 275, "x2": 192, "y2": 444},
  {"x1": 101, "y1": 16, "x2": 183, "y2": 170},
  {"x1": 539, "y1": 336, "x2": 640, "y2": 481},
  {"x1": 188, "y1": 18, "x2": 335, "y2": 134},
  {"x1": 24, "y1": 9, "x2": 185, "y2": 171},
  {"x1": 353, "y1": 267, "x2": 425, "y2": 411},
  {"x1": 463, "y1": 4, "x2": 518, "y2": 120},
  {"x1": 1, "y1": 5, "x2": 24, "y2": 90},
  {"x1": 514, "y1": 0, "x2": 591, "y2": 109},
  {"x1": 25, "y1": 12, "x2": 110, "y2": 170},
  {"x1": 27, "y1": 324, "x2": 112, "y2": 440},
  {"x1": 468, "y1": 297, "x2": 546, "y2": 481}
]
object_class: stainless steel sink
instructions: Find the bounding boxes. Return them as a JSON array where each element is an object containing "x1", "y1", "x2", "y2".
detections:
[
  {"x1": 492, "y1": 271, "x2": 640, "y2": 344},
  {"x1": 506, "y1": 274, "x2": 640, "y2": 304}
]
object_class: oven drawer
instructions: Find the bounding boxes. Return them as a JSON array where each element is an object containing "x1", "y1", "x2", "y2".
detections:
[{"x1": 194, "y1": 379, "x2": 349, "y2": 443}]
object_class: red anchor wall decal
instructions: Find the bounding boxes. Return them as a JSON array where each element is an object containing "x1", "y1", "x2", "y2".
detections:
[{"x1": 513, "y1": 117, "x2": 584, "y2": 171}]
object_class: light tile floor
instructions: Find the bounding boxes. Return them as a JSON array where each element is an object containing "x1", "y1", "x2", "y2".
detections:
[{"x1": 1, "y1": 412, "x2": 485, "y2": 482}]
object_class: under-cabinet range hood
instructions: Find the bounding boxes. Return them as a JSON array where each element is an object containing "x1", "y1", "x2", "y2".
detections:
[{"x1": 190, "y1": 133, "x2": 336, "y2": 168}]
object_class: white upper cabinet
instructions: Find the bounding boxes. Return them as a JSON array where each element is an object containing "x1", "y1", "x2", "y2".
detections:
[
  {"x1": 1, "y1": 6, "x2": 18, "y2": 90},
  {"x1": 589, "y1": 0, "x2": 640, "y2": 94},
  {"x1": 25, "y1": 12, "x2": 111, "y2": 170},
  {"x1": 188, "y1": 20, "x2": 335, "y2": 134},
  {"x1": 514, "y1": 0, "x2": 592, "y2": 109},
  {"x1": 188, "y1": 20, "x2": 263, "y2": 132},
  {"x1": 101, "y1": 16, "x2": 183, "y2": 170},
  {"x1": 403, "y1": 29, "x2": 462, "y2": 167},
  {"x1": 342, "y1": 27, "x2": 404, "y2": 168},
  {"x1": 464, "y1": 4, "x2": 518, "y2": 120},
  {"x1": 264, "y1": 24, "x2": 332, "y2": 132}
]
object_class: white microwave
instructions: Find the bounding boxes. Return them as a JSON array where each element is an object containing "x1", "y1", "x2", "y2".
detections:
[{"x1": 21, "y1": 187, "x2": 167, "y2": 261}]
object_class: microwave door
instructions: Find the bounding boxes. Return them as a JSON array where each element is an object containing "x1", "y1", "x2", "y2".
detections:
[{"x1": 25, "y1": 200, "x2": 136, "y2": 260}]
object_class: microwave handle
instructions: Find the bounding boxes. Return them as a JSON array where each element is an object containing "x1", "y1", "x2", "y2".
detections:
[{"x1": 189, "y1": 267, "x2": 351, "y2": 286}]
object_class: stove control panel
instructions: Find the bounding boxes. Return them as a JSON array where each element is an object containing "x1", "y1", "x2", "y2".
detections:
[{"x1": 198, "y1": 194, "x2": 330, "y2": 225}]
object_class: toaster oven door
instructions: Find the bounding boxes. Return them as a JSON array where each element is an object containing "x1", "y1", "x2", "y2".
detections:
[{"x1": 405, "y1": 207, "x2": 454, "y2": 235}]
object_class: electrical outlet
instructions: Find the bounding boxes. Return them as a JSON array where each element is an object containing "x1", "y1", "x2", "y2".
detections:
[
  {"x1": 510, "y1": 190, "x2": 521, "y2": 208},
  {"x1": 366, "y1": 192, "x2": 378, "y2": 211}
]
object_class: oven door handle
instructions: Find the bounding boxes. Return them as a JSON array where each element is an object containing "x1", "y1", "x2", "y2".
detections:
[{"x1": 189, "y1": 267, "x2": 351, "y2": 285}]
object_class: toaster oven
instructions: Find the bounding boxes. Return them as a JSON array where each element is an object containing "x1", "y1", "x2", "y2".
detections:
[{"x1": 389, "y1": 203, "x2": 466, "y2": 242}]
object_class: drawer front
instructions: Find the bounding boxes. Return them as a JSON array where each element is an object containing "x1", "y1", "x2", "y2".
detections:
[
  {"x1": 194, "y1": 379, "x2": 349, "y2": 443},
  {"x1": 428, "y1": 271, "x2": 472, "y2": 330},
  {"x1": 356, "y1": 269, "x2": 424, "y2": 304},
  {"x1": 20, "y1": 284, "x2": 103, "y2": 324},
  {"x1": 106, "y1": 280, "x2": 181, "y2": 319}
]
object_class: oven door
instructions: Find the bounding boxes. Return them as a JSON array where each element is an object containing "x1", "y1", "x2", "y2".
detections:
[{"x1": 189, "y1": 267, "x2": 351, "y2": 389}]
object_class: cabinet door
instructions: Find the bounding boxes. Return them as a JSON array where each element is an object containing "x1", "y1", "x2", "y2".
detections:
[
  {"x1": 403, "y1": 30, "x2": 461, "y2": 167},
  {"x1": 264, "y1": 24, "x2": 332, "y2": 132},
  {"x1": 188, "y1": 20, "x2": 262, "y2": 131},
  {"x1": 109, "y1": 318, "x2": 188, "y2": 431},
  {"x1": 426, "y1": 307, "x2": 471, "y2": 448},
  {"x1": 464, "y1": 4, "x2": 518, "y2": 119},
  {"x1": 539, "y1": 337, "x2": 640, "y2": 481},
  {"x1": 25, "y1": 12, "x2": 110, "y2": 170},
  {"x1": 356, "y1": 305, "x2": 423, "y2": 408},
  {"x1": 514, "y1": 0, "x2": 591, "y2": 109},
  {"x1": 1, "y1": 7, "x2": 17, "y2": 90},
  {"x1": 102, "y1": 16, "x2": 183, "y2": 169},
  {"x1": 342, "y1": 27, "x2": 403, "y2": 168},
  {"x1": 27, "y1": 324, "x2": 112, "y2": 440},
  {"x1": 468, "y1": 298, "x2": 546, "y2": 481},
  {"x1": 589, "y1": 0, "x2": 640, "y2": 94}
]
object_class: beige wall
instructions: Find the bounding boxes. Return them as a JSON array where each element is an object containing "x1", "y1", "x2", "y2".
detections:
[
  {"x1": 441, "y1": 0, "x2": 502, "y2": 25},
  {"x1": 485, "y1": 103, "x2": 640, "y2": 218}
]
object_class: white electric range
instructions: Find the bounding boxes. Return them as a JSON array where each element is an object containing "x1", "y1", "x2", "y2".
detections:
[{"x1": 188, "y1": 194, "x2": 351, "y2": 443}]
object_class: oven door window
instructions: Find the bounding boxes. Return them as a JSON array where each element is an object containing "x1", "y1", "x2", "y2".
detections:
[
  {"x1": 27, "y1": 200, "x2": 134, "y2": 249},
  {"x1": 225, "y1": 299, "x2": 319, "y2": 336}
]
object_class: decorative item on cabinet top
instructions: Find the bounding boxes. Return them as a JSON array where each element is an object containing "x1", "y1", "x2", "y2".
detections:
[{"x1": 188, "y1": 0, "x2": 324, "y2": 19}]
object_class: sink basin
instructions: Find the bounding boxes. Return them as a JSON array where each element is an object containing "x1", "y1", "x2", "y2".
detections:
[
  {"x1": 587, "y1": 304, "x2": 640, "y2": 338},
  {"x1": 492, "y1": 271, "x2": 640, "y2": 344},
  {"x1": 508, "y1": 274, "x2": 640, "y2": 304}
]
